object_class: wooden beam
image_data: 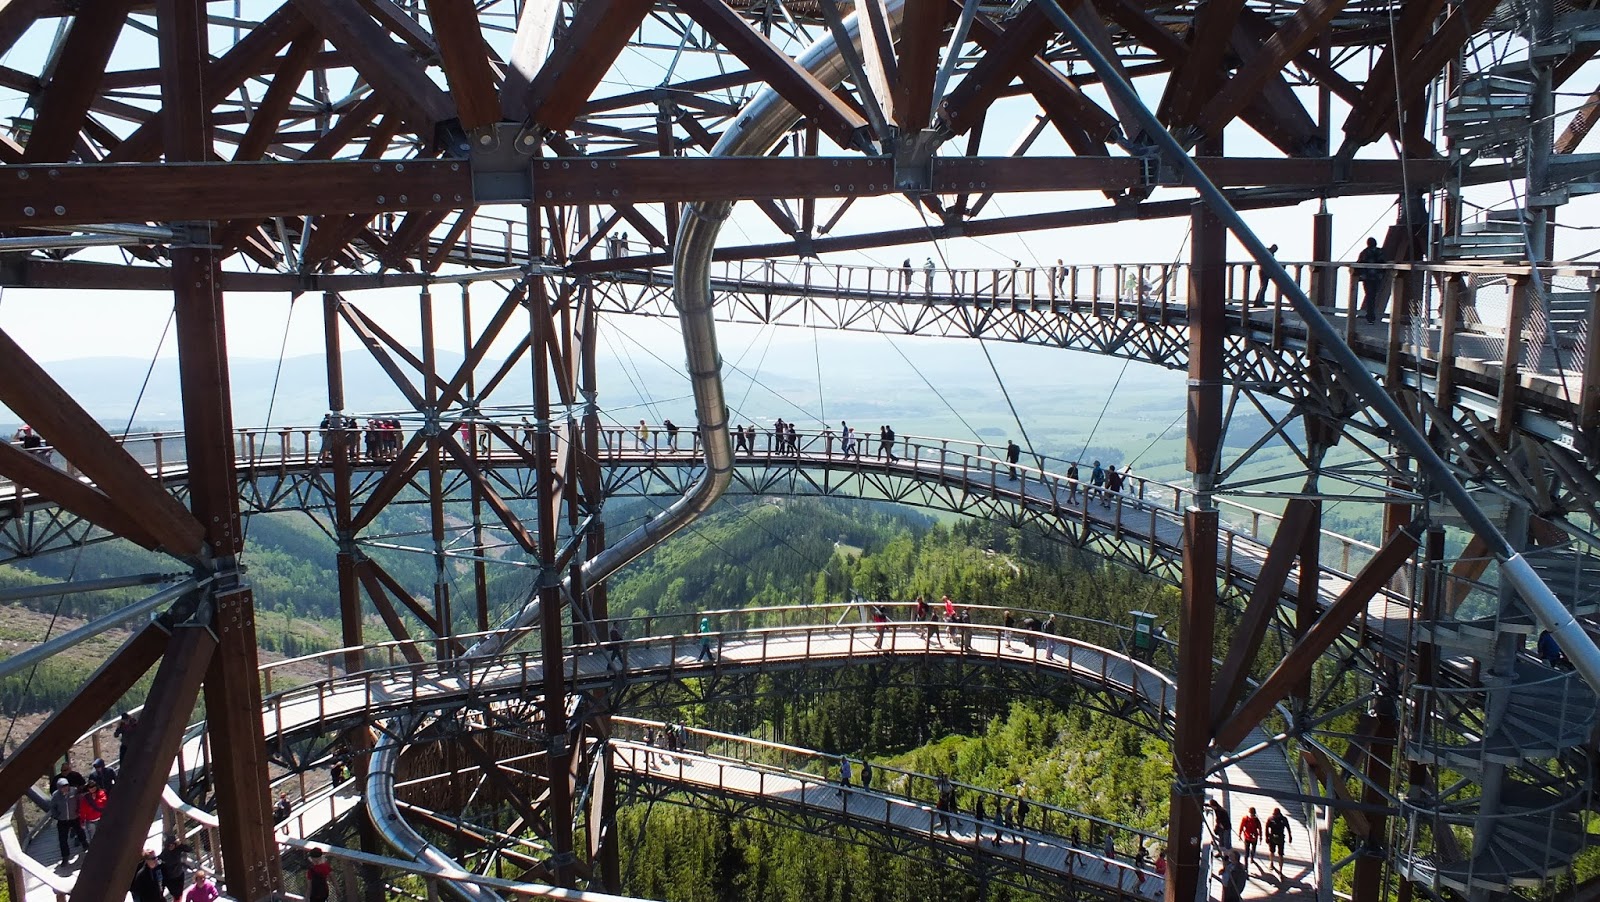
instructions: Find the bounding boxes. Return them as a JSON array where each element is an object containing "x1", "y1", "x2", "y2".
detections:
[
  {"x1": 292, "y1": 0, "x2": 453, "y2": 133},
  {"x1": 0, "y1": 0, "x2": 54, "y2": 57},
  {"x1": 22, "y1": 0, "x2": 134, "y2": 162},
  {"x1": 1161, "y1": 0, "x2": 1247, "y2": 129},
  {"x1": 0, "y1": 159, "x2": 470, "y2": 228},
  {"x1": 500, "y1": 0, "x2": 561, "y2": 120},
  {"x1": 0, "y1": 623, "x2": 167, "y2": 811},
  {"x1": 1209, "y1": 498, "x2": 1318, "y2": 726},
  {"x1": 439, "y1": 435, "x2": 539, "y2": 553},
  {"x1": 0, "y1": 328, "x2": 206, "y2": 558},
  {"x1": 108, "y1": 3, "x2": 310, "y2": 162},
  {"x1": 0, "y1": 441, "x2": 164, "y2": 550},
  {"x1": 425, "y1": 0, "x2": 501, "y2": 130},
  {"x1": 670, "y1": 0, "x2": 868, "y2": 149},
  {"x1": 854, "y1": 0, "x2": 901, "y2": 126},
  {"x1": 68, "y1": 626, "x2": 215, "y2": 902},
  {"x1": 895, "y1": 0, "x2": 946, "y2": 131},
  {"x1": 1215, "y1": 526, "x2": 1420, "y2": 750},
  {"x1": 1198, "y1": 0, "x2": 1346, "y2": 139},
  {"x1": 522, "y1": 0, "x2": 654, "y2": 131},
  {"x1": 362, "y1": 557, "x2": 462, "y2": 650},
  {"x1": 940, "y1": 3, "x2": 1056, "y2": 137},
  {"x1": 355, "y1": 561, "x2": 427, "y2": 663},
  {"x1": 1343, "y1": 0, "x2": 1493, "y2": 148}
]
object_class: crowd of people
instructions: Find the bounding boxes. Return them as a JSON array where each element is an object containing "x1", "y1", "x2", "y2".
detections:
[{"x1": 317, "y1": 415, "x2": 405, "y2": 464}]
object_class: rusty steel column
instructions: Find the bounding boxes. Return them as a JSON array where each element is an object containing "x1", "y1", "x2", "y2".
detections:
[
  {"x1": 531, "y1": 275, "x2": 576, "y2": 884},
  {"x1": 1168, "y1": 198, "x2": 1225, "y2": 902}
]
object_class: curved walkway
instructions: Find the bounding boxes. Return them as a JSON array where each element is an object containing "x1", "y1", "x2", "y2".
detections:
[
  {"x1": 0, "y1": 427, "x2": 1426, "y2": 648},
  {"x1": 8, "y1": 618, "x2": 1312, "y2": 902}
]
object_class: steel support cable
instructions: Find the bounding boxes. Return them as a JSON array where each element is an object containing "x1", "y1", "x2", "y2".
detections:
[
  {"x1": 465, "y1": 0, "x2": 885, "y2": 660},
  {"x1": 1, "y1": 303, "x2": 181, "y2": 749},
  {"x1": 913, "y1": 205, "x2": 1039, "y2": 459},
  {"x1": 1032, "y1": 0, "x2": 1600, "y2": 692}
]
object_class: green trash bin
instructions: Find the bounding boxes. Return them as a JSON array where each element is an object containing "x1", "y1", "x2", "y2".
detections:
[{"x1": 1131, "y1": 610, "x2": 1156, "y2": 655}]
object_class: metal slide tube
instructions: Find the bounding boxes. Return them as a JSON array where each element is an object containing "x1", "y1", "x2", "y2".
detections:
[
  {"x1": 1033, "y1": 0, "x2": 1600, "y2": 692},
  {"x1": 397, "y1": 14, "x2": 899, "y2": 899},
  {"x1": 463, "y1": 1, "x2": 886, "y2": 661}
]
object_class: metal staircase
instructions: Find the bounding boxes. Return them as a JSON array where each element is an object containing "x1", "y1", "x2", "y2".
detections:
[{"x1": 1402, "y1": 539, "x2": 1599, "y2": 895}]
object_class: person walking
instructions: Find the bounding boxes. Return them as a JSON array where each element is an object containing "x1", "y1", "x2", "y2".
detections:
[
  {"x1": 734, "y1": 424, "x2": 749, "y2": 454},
  {"x1": 900, "y1": 258, "x2": 913, "y2": 293},
  {"x1": 1355, "y1": 236, "x2": 1386, "y2": 323},
  {"x1": 663, "y1": 419, "x2": 680, "y2": 451},
  {"x1": 91, "y1": 758, "x2": 117, "y2": 793},
  {"x1": 131, "y1": 850, "x2": 166, "y2": 902},
  {"x1": 1089, "y1": 460, "x2": 1105, "y2": 504},
  {"x1": 1240, "y1": 806, "x2": 1262, "y2": 868},
  {"x1": 1066, "y1": 461, "x2": 1080, "y2": 503},
  {"x1": 924, "y1": 257, "x2": 936, "y2": 293},
  {"x1": 974, "y1": 795, "x2": 990, "y2": 843},
  {"x1": 859, "y1": 758, "x2": 873, "y2": 789},
  {"x1": 1102, "y1": 827, "x2": 1116, "y2": 862},
  {"x1": 160, "y1": 835, "x2": 192, "y2": 900},
  {"x1": 50, "y1": 778, "x2": 81, "y2": 863},
  {"x1": 1042, "y1": 614, "x2": 1059, "y2": 658},
  {"x1": 837, "y1": 756, "x2": 853, "y2": 798},
  {"x1": 1133, "y1": 845, "x2": 1151, "y2": 888},
  {"x1": 1002, "y1": 609, "x2": 1015, "y2": 648},
  {"x1": 636, "y1": 420, "x2": 651, "y2": 450},
  {"x1": 935, "y1": 775, "x2": 955, "y2": 833},
  {"x1": 1265, "y1": 806, "x2": 1292, "y2": 874},
  {"x1": 306, "y1": 848, "x2": 333, "y2": 902},
  {"x1": 1016, "y1": 791, "x2": 1029, "y2": 834},
  {"x1": 697, "y1": 616, "x2": 716, "y2": 662},
  {"x1": 1103, "y1": 464, "x2": 1124, "y2": 509},
  {"x1": 1005, "y1": 440, "x2": 1020, "y2": 479},
  {"x1": 1221, "y1": 850, "x2": 1247, "y2": 902},
  {"x1": 183, "y1": 869, "x2": 220, "y2": 902},
  {"x1": 114, "y1": 713, "x2": 138, "y2": 762},
  {"x1": 1255, "y1": 244, "x2": 1278, "y2": 305},
  {"x1": 879, "y1": 425, "x2": 897, "y2": 462},
  {"x1": 1208, "y1": 798, "x2": 1233, "y2": 849},
  {"x1": 77, "y1": 778, "x2": 107, "y2": 844}
]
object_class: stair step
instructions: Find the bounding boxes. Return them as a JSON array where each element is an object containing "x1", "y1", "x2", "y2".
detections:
[
  {"x1": 1458, "y1": 72, "x2": 1536, "y2": 90},
  {"x1": 1462, "y1": 221, "x2": 1524, "y2": 235}
]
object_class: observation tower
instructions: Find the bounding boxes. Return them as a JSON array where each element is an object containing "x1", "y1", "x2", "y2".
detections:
[{"x1": 1, "y1": 1, "x2": 1600, "y2": 900}]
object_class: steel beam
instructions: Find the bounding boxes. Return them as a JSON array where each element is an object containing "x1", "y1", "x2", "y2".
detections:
[
  {"x1": 1197, "y1": 0, "x2": 1346, "y2": 140},
  {"x1": 0, "y1": 440, "x2": 164, "y2": 550}
]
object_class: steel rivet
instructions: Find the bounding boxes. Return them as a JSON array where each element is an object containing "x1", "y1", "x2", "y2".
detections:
[
  {"x1": 479, "y1": 134, "x2": 492, "y2": 145},
  {"x1": 16, "y1": 171, "x2": 27, "y2": 180},
  {"x1": 432, "y1": 194, "x2": 441, "y2": 202},
  {"x1": 22, "y1": 206, "x2": 34, "y2": 216},
  {"x1": 398, "y1": 195, "x2": 408, "y2": 203},
  {"x1": 53, "y1": 205, "x2": 64, "y2": 215},
  {"x1": 377, "y1": 196, "x2": 387, "y2": 204},
  {"x1": 612, "y1": 189, "x2": 619, "y2": 197},
  {"x1": 372, "y1": 164, "x2": 381, "y2": 172},
  {"x1": 395, "y1": 163, "x2": 405, "y2": 172}
]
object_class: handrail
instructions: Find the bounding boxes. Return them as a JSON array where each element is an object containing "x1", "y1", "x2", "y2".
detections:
[
  {"x1": 607, "y1": 739, "x2": 1159, "y2": 894},
  {"x1": 609, "y1": 716, "x2": 1163, "y2": 845}
]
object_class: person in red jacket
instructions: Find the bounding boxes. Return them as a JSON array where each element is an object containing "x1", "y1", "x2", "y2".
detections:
[
  {"x1": 77, "y1": 778, "x2": 107, "y2": 843},
  {"x1": 1239, "y1": 806, "x2": 1262, "y2": 868}
]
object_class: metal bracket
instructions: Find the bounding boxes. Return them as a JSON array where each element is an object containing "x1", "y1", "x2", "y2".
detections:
[
  {"x1": 893, "y1": 129, "x2": 944, "y2": 193},
  {"x1": 472, "y1": 122, "x2": 545, "y2": 203}
]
